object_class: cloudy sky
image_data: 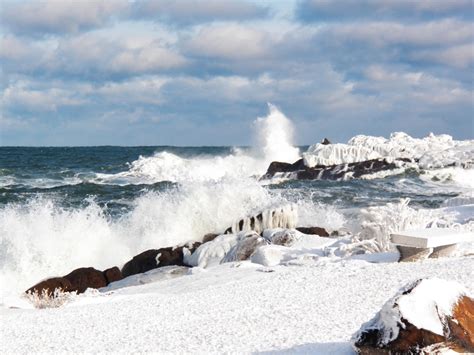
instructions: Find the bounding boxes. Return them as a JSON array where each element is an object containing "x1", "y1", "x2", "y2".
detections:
[{"x1": 1, "y1": 0, "x2": 473, "y2": 146}]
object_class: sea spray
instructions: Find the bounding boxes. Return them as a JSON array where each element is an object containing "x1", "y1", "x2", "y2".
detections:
[
  {"x1": 254, "y1": 103, "x2": 300, "y2": 165},
  {"x1": 95, "y1": 104, "x2": 302, "y2": 185}
]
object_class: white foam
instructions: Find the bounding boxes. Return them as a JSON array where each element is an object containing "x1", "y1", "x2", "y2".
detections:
[
  {"x1": 0, "y1": 178, "x2": 288, "y2": 300},
  {"x1": 95, "y1": 104, "x2": 301, "y2": 185}
]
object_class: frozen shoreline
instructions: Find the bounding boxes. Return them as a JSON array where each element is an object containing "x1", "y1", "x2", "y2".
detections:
[{"x1": 2, "y1": 256, "x2": 473, "y2": 354}]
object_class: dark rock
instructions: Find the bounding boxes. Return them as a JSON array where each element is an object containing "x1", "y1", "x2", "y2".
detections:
[
  {"x1": 262, "y1": 158, "x2": 402, "y2": 181},
  {"x1": 121, "y1": 249, "x2": 160, "y2": 278},
  {"x1": 203, "y1": 233, "x2": 219, "y2": 243},
  {"x1": 321, "y1": 138, "x2": 331, "y2": 145},
  {"x1": 63, "y1": 267, "x2": 107, "y2": 294},
  {"x1": 122, "y1": 242, "x2": 202, "y2": 277},
  {"x1": 26, "y1": 277, "x2": 72, "y2": 297},
  {"x1": 103, "y1": 267, "x2": 123, "y2": 284},
  {"x1": 296, "y1": 226, "x2": 329, "y2": 237}
]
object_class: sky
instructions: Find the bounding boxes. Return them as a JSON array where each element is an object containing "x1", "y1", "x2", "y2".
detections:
[{"x1": 0, "y1": 0, "x2": 473, "y2": 146}]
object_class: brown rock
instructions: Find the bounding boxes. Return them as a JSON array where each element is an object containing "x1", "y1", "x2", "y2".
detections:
[
  {"x1": 122, "y1": 242, "x2": 202, "y2": 277},
  {"x1": 26, "y1": 277, "x2": 72, "y2": 297},
  {"x1": 353, "y1": 279, "x2": 474, "y2": 354},
  {"x1": 64, "y1": 267, "x2": 107, "y2": 294},
  {"x1": 296, "y1": 226, "x2": 329, "y2": 237},
  {"x1": 103, "y1": 266, "x2": 123, "y2": 284},
  {"x1": 446, "y1": 295, "x2": 474, "y2": 351},
  {"x1": 203, "y1": 233, "x2": 219, "y2": 243},
  {"x1": 121, "y1": 249, "x2": 160, "y2": 278}
]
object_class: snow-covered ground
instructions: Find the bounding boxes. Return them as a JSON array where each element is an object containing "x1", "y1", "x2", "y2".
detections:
[{"x1": 2, "y1": 256, "x2": 473, "y2": 354}]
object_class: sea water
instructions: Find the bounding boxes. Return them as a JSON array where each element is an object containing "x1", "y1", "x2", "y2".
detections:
[{"x1": 1, "y1": 106, "x2": 472, "y2": 299}]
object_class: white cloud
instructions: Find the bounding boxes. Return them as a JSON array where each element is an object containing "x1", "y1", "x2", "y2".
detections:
[
  {"x1": 2, "y1": 0, "x2": 128, "y2": 36},
  {"x1": 412, "y1": 44, "x2": 474, "y2": 69},
  {"x1": 185, "y1": 24, "x2": 272, "y2": 60},
  {"x1": 329, "y1": 19, "x2": 472, "y2": 47},
  {"x1": 2, "y1": 84, "x2": 85, "y2": 112}
]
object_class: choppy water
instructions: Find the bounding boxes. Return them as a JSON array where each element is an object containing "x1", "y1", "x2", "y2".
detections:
[{"x1": 1, "y1": 106, "x2": 473, "y2": 300}]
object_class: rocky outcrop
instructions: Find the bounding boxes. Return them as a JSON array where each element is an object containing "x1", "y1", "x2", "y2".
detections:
[
  {"x1": 63, "y1": 267, "x2": 108, "y2": 294},
  {"x1": 296, "y1": 227, "x2": 329, "y2": 237},
  {"x1": 121, "y1": 241, "x2": 201, "y2": 278},
  {"x1": 26, "y1": 277, "x2": 73, "y2": 297},
  {"x1": 26, "y1": 267, "x2": 109, "y2": 296},
  {"x1": 262, "y1": 158, "x2": 411, "y2": 181},
  {"x1": 353, "y1": 278, "x2": 474, "y2": 354},
  {"x1": 103, "y1": 267, "x2": 123, "y2": 284},
  {"x1": 202, "y1": 233, "x2": 219, "y2": 243}
]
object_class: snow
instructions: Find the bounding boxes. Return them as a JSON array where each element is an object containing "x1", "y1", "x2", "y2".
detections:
[
  {"x1": 2, "y1": 256, "x2": 473, "y2": 354},
  {"x1": 397, "y1": 278, "x2": 467, "y2": 335}
]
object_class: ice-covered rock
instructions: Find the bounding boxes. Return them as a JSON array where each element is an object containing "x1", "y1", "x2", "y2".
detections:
[
  {"x1": 263, "y1": 228, "x2": 303, "y2": 246},
  {"x1": 263, "y1": 132, "x2": 473, "y2": 182},
  {"x1": 225, "y1": 204, "x2": 298, "y2": 235},
  {"x1": 184, "y1": 233, "x2": 241, "y2": 268},
  {"x1": 303, "y1": 143, "x2": 382, "y2": 167},
  {"x1": 352, "y1": 278, "x2": 474, "y2": 354},
  {"x1": 222, "y1": 232, "x2": 267, "y2": 263}
]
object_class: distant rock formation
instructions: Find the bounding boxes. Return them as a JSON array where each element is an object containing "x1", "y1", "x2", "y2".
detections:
[{"x1": 262, "y1": 158, "x2": 411, "y2": 181}]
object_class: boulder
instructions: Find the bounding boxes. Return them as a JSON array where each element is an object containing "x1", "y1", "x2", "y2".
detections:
[
  {"x1": 202, "y1": 233, "x2": 219, "y2": 243},
  {"x1": 26, "y1": 277, "x2": 72, "y2": 297},
  {"x1": 321, "y1": 138, "x2": 331, "y2": 145},
  {"x1": 122, "y1": 241, "x2": 201, "y2": 278},
  {"x1": 222, "y1": 232, "x2": 267, "y2": 262},
  {"x1": 353, "y1": 278, "x2": 474, "y2": 354},
  {"x1": 63, "y1": 267, "x2": 108, "y2": 294},
  {"x1": 296, "y1": 226, "x2": 329, "y2": 237},
  {"x1": 103, "y1": 266, "x2": 123, "y2": 284},
  {"x1": 122, "y1": 249, "x2": 161, "y2": 278}
]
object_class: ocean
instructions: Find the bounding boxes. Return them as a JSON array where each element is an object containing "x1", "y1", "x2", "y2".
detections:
[{"x1": 1, "y1": 108, "x2": 473, "y2": 300}]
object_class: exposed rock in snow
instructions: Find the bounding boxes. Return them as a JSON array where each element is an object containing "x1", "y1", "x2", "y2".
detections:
[
  {"x1": 352, "y1": 278, "x2": 473, "y2": 354},
  {"x1": 103, "y1": 267, "x2": 123, "y2": 284},
  {"x1": 26, "y1": 277, "x2": 73, "y2": 297},
  {"x1": 122, "y1": 241, "x2": 201, "y2": 277},
  {"x1": 296, "y1": 226, "x2": 330, "y2": 237}
]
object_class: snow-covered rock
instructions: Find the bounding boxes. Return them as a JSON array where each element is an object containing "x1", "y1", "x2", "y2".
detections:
[
  {"x1": 250, "y1": 244, "x2": 287, "y2": 267},
  {"x1": 352, "y1": 278, "x2": 474, "y2": 354},
  {"x1": 222, "y1": 232, "x2": 267, "y2": 263}
]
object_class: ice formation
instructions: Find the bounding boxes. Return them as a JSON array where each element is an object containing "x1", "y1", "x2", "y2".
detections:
[
  {"x1": 228, "y1": 204, "x2": 298, "y2": 234},
  {"x1": 303, "y1": 132, "x2": 473, "y2": 169}
]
